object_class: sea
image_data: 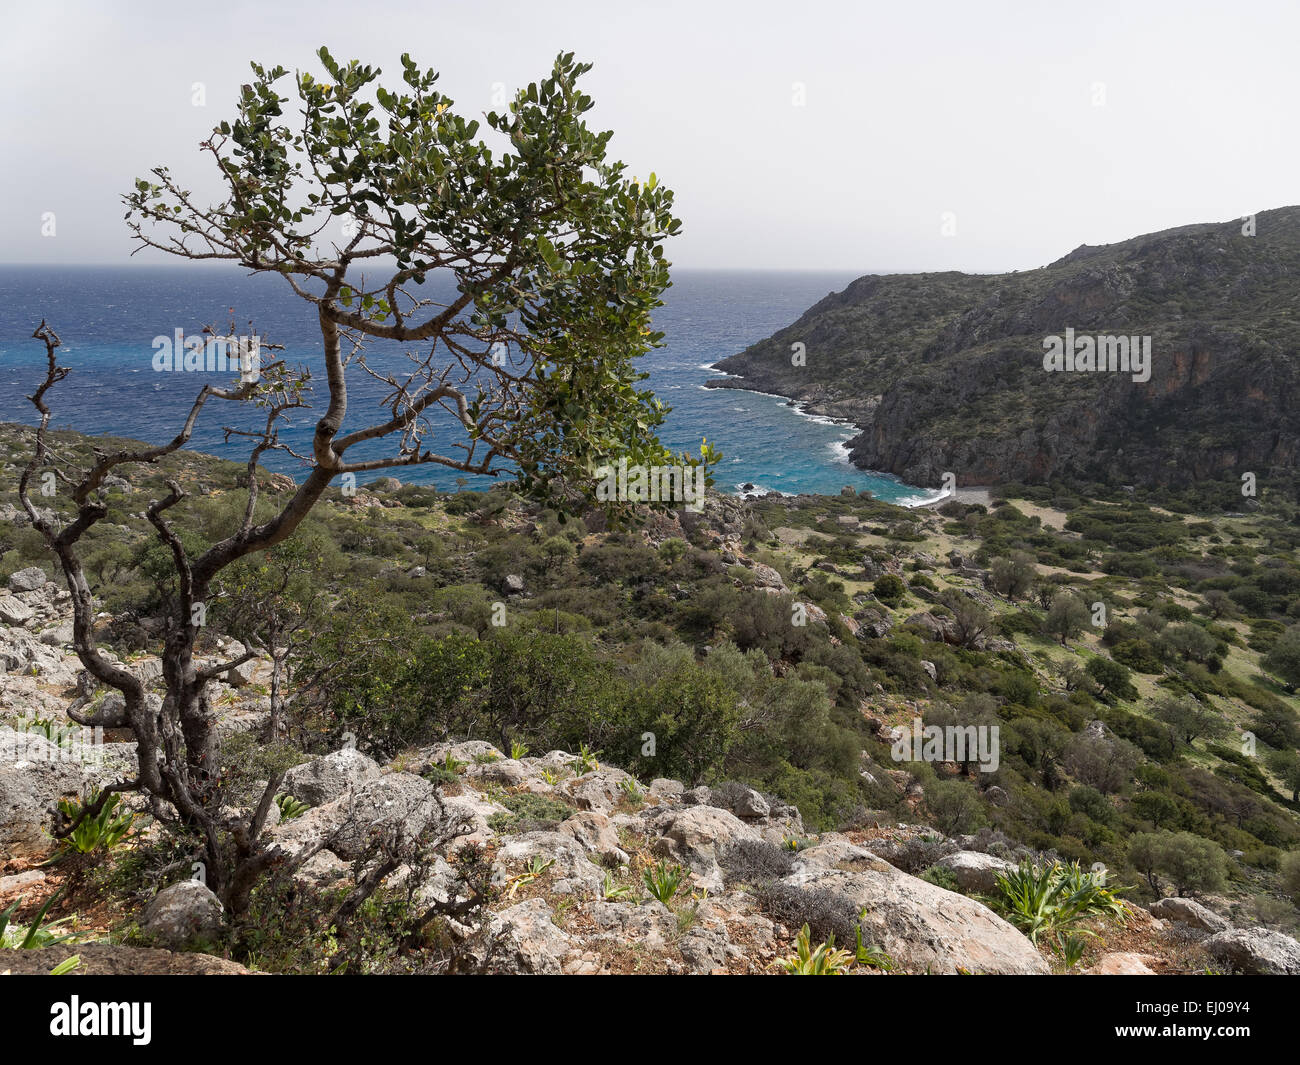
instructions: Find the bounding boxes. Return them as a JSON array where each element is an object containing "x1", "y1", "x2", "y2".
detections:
[{"x1": 0, "y1": 265, "x2": 937, "y2": 504}]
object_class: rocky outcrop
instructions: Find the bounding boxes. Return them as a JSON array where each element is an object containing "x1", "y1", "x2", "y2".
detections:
[
  {"x1": 282, "y1": 747, "x2": 382, "y2": 807},
  {"x1": 0, "y1": 727, "x2": 137, "y2": 856},
  {"x1": 1148, "y1": 896, "x2": 1230, "y2": 933},
  {"x1": 270, "y1": 772, "x2": 444, "y2": 861},
  {"x1": 784, "y1": 845, "x2": 1050, "y2": 974},
  {"x1": 710, "y1": 207, "x2": 1300, "y2": 491},
  {"x1": 1202, "y1": 927, "x2": 1300, "y2": 975}
]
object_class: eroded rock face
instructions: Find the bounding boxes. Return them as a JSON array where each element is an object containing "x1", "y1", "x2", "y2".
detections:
[
  {"x1": 1202, "y1": 927, "x2": 1300, "y2": 975},
  {"x1": 780, "y1": 855, "x2": 1050, "y2": 974},
  {"x1": 141, "y1": 881, "x2": 225, "y2": 949}
]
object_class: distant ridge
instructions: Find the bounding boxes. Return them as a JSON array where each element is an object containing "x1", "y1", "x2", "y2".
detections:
[{"x1": 709, "y1": 208, "x2": 1300, "y2": 494}]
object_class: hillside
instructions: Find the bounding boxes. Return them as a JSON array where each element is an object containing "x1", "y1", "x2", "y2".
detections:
[
  {"x1": 3, "y1": 425, "x2": 1300, "y2": 974},
  {"x1": 709, "y1": 208, "x2": 1300, "y2": 496}
]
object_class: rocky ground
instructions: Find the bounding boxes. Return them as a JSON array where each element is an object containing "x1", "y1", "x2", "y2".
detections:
[{"x1": 3, "y1": 559, "x2": 1299, "y2": 975}]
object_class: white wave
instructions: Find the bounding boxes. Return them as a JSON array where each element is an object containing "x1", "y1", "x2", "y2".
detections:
[
  {"x1": 731, "y1": 482, "x2": 794, "y2": 498},
  {"x1": 898, "y1": 488, "x2": 951, "y2": 508}
]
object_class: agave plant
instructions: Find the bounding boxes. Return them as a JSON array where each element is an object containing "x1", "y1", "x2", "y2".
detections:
[
  {"x1": 506, "y1": 856, "x2": 555, "y2": 899},
  {"x1": 0, "y1": 890, "x2": 78, "y2": 950},
  {"x1": 274, "y1": 793, "x2": 311, "y2": 821},
  {"x1": 989, "y1": 861, "x2": 1129, "y2": 944},
  {"x1": 1054, "y1": 931, "x2": 1089, "y2": 968},
  {"x1": 642, "y1": 860, "x2": 686, "y2": 903},
  {"x1": 776, "y1": 924, "x2": 854, "y2": 975},
  {"x1": 853, "y1": 915, "x2": 894, "y2": 971},
  {"x1": 56, "y1": 791, "x2": 135, "y2": 856},
  {"x1": 21, "y1": 716, "x2": 77, "y2": 749},
  {"x1": 600, "y1": 870, "x2": 634, "y2": 901}
]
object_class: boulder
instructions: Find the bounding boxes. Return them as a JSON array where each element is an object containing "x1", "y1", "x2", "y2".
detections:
[
  {"x1": 141, "y1": 881, "x2": 224, "y2": 948},
  {"x1": 648, "y1": 805, "x2": 762, "y2": 892},
  {"x1": 8, "y1": 567, "x2": 49, "y2": 593},
  {"x1": 0, "y1": 595, "x2": 35, "y2": 626},
  {"x1": 282, "y1": 748, "x2": 382, "y2": 807},
  {"x1": 1084, "y1": 952, "x2": 1158, "y2": 975},
  {"x1": 0, "y1": 870, "x2": 46, "y2": 894},
  {"x1": 649, "y1": 778, "x2": 684, "y2": 801},
  {"x1": 494, "y1": 831, "x2": 603, "y2": 896},
  {"x1": 904, "y1": 611, "x2": 955, "y2": 643},
  {"x1": 439, "y1": 791, "x2": 511, "y2": 847},
  {"x1": 1148, "y1": 896, "x2": 1229, "y2": 933},
  {"x1": 1202, "y1": 927, "x2": 1300, "y2": 975},
  {"x1": 465, "y1": 758, "x2": 529, "y2": 788},
  {"x1": 270, "y1": 772, "x2": 442, "y2": 860},
  {"x1": 561, "y1": 766, "x2": 638, "y2": 812},
  {"x1": 0, "y1": 628, "x2": 78, "y2": 685},
  {"x1": 0, "y1": 728, "x2": 136, "y2": 857},
  {"x1": 582, "y1": 899, "x2": 677, "y2": 952},
  {"x1": 487, "y1": 899, "x2": 573, "y2": 974},
  {"x1": 749, "y1": 564, "x2": 787, "y2": 592},
  {"x1": 934, "y1": 851, "x2": 1016, "y2": 894},
  {"x1": 559, "y1": 810, "x2": 628, "y2": 865},
  {"x1": 292, "y1": 849, "x2": 352, "y2": 889},
  {"x1": 39, "y1": 622, "x2": 75, "y2": 648},
  {"x1": 779, "y1": 856, "x2": 1050, "y2": 974},
  {"x1": 711, "y1": 783, "x2": 770, "y2": 820},
  {"x1": 224, "y1": 656, "x2": 257, "y2": 688}
]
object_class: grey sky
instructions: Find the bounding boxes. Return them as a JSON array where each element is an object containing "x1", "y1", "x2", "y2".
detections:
[{"x1": 2, "y1": 0, "x2": 1296, "y2": 272}]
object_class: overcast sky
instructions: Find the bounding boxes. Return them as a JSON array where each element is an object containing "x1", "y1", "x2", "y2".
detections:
[{"x1": 2, "y1": 0, "x2": 1296, "y2": 272}]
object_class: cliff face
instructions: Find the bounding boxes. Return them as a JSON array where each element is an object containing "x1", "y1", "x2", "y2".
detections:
[{"x1": 709, "y1": 209, "x2": 1300, "y2": 490}]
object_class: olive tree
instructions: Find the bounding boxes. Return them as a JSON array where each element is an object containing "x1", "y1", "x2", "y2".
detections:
[{"x1": 18, "y1": 48, "x2": 688, "y2": 912}]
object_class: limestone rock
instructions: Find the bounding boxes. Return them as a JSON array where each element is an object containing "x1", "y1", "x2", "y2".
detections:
[
  {"x1": 282, "y1": 747, "x2": 382, "y2": 807},
  {"x1": 779, "y1": 857, "x2": 1049, "y2": 974},
  {"x1": 1202, "y1": 927, "x2": 1300, "y2": 975},
  {"x1": 1148, "y1": 896, "x2": 1229, "y2": 933},
  {"x1": 141, "y1": 881, "x2": 224, "y2": 949}
]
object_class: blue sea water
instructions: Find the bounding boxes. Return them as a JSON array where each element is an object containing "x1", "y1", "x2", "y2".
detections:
[{"x1": 0, "y1": 265, "x2": 935, "y2": 504}]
